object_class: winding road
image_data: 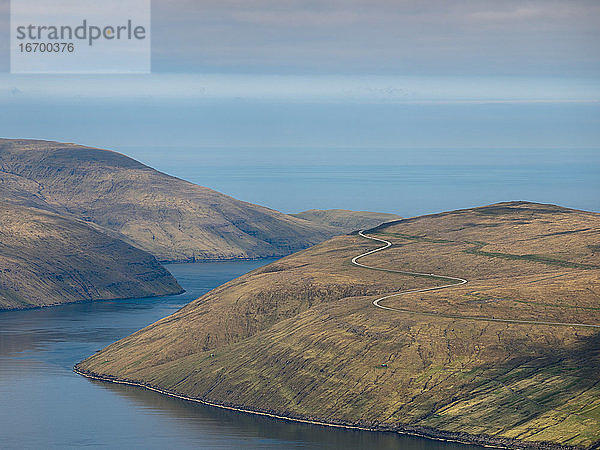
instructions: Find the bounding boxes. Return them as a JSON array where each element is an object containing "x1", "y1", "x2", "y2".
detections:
[{"x1": 354, "y1": 231, "x2": 600, "y2": 328}]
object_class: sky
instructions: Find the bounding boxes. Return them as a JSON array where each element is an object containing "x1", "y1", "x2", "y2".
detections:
[
  {"x1": 7, "y1": 0, "x2": 597, "y2": 76},
  {"x1": 147, "y1": 0, "x2": 600, "y2": 76},
  {"x1": 1, "y1": 0, "x2": 599, "y2": 75},
  {"x1": 0, "y1": 1, "x2": 599, "y2": 212}
]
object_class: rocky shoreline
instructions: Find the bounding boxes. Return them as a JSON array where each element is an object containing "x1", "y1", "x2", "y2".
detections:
[{"x1": 73, "y1": 366, "x2": 584, "y2": 450}]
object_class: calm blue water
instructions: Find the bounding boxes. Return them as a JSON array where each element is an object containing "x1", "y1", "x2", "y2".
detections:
[
  {"x1": 2, "y1": 98, "x2": 598, "y2": 216},
  {"x1": 117, "y1": 146, "x2": 600, "y2": 217},
  {"x1": 0, "y1": 261, "x2": 480, "y2": 449}
]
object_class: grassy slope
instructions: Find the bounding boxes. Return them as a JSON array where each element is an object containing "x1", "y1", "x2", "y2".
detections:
[
  {"x1": 77, "y1": 202, "x2": 600, "y2": 448},
  {"x1": 291, "y1": 209, "x2": 402, "y2": 233},
  {"x1": 0, "y1": 202, "x2": 182, "y2": 310},
  {"x1": 0, "y1": 139, "x2": 339, "y2": 262}
]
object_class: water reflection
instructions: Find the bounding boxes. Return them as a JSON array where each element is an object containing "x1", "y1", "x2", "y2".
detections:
[
  {"x1": 98, "y1": 379, "x2": 476, "y2": 449},
  {"x1": 0, "y1": 261, "x2": 481, "y2": 449}
]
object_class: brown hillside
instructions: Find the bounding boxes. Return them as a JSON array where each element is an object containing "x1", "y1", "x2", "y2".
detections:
[
  {"x1": 0, "y1": 139, "x2": 339, "y2": 262},
  {"x1": 77, "y1": 202, "x2": 600, "y2": 448},
  {"x1": 292, "y1": 209, "x2": 401, "y2": 233},
  {"x1": 0, "y1": 202, "x2": 182, "y2": 310}
]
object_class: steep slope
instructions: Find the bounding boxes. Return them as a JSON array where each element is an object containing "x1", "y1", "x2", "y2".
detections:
[
  {"x1": 76, "y1": 202, "x2": 600, "y2": 448},
  {"x1": 0, "y1": 139, "x2": 339, "y2": 262},
  {"x1": 0, "y1": 202, "x2": 182, "y2": 310},
  {"x1": 291, "y1": 209, "x2": 401, "y2": 233}
]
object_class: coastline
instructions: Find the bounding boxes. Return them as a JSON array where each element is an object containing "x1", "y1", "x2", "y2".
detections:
[
  {"x1": 1, "y1": 256, "x2": 280, "y2": 312},
  {"x1": 160, "y1": 255, "x2": 286, "y2": 264},
  {"x1": 0, "y1": 288, "x2": 185, "y2": 313},
  {"x1": 72, "y1": 366, "x2": 582, "y2": 450}
]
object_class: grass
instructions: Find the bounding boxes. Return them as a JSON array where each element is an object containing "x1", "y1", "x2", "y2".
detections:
[
  {"x1": 77, "y1": 202, "x2": 600, "y2": 448},
  {"x1": 375, "y1": 231, "x2": 454, "y2": 244},
  {"x1": 0, "y1": 202, "x2": 182, "y2": 310},
  {"x1": 463, "y1": 242, "x2": 599, "y2": 269},
  {"x1": 464, "y1": 292, "x2": 600, "y2": 311},
  {"x1": 376, "y1": 232, "x2": 599, "y2": 270}
]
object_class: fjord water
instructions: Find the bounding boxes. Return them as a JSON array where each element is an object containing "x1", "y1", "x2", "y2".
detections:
[{"x1": 0, "y1": 261, "x2": 478, "y2": 449}]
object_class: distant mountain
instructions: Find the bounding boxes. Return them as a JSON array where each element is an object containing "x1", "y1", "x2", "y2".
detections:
[
  {"x1": 0, "y1": 139, "x2": 339, "y2": 262},
  {"x1": 292, "y1": 209, "x2": 401, "y2": 233},
  {"x1": 77, "y1": 202, "x2": 600, "y2": 449},
  {"x1": 0, "y1": 202, "x2": 182, "y2": 310}
]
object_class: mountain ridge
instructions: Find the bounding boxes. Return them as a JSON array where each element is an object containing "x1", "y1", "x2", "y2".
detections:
[{"x1": 0, "y1": 139, "x2": 339, "y2": 262}]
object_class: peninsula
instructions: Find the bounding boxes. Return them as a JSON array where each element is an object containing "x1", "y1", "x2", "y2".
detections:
[{"x1": 76, "y1": 201, "x2": 600, "y2": 449}]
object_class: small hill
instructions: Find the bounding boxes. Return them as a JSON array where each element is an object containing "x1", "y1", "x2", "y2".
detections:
[
  {"x1": 0, "y1": 202, "x2": 182, "y2": 310},
  {"x1": 76, "y1": 201, "x2": 600, "y2": 448},
  {"x1": 0, "y1": 139, "x2": 339, "y2": 262},
  {"x1": 291, "y1": 209, "x2": 401, "y2": 233}
]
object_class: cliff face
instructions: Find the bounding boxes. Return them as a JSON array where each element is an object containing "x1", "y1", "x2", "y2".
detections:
[
  {"x1": 0, "y1": 139, "x2": 339, "y2": 262},
  {"x1": 78, "y1": 202, "x2": 600, "y2": 449},
  {"x1": 0, "y1": 202, "x2": 182, "y2": 310}
]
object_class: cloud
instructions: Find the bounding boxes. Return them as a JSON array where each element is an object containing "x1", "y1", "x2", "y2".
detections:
[
  {"x1": 2, "y1": 0, "x2": 599, "y2": 75},
  {"x1": 145, "y1": 0, "x2": 600, "y2": 76},
  {"x1": 230, "y1": 9, "x2": 363, "y2": 27},
  {"x1": 468, "y1": 6, "x2": 547, "y2": 21}
]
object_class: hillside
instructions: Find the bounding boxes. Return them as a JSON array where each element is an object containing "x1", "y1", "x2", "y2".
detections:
[
  {"x1": 0, "y1": 202, "x2": 182, "y2": 310},
  {"x1": 291, "y1": 209, "x2": 401, "y2": 233},
  {"x1": 0, "y1": 139, "x2": 339, "y2": 262},
  {"x1": 76, "y1": 202, "x2": 600, "y2": 448}
]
